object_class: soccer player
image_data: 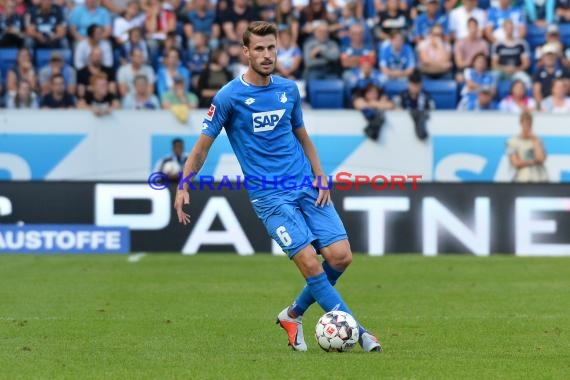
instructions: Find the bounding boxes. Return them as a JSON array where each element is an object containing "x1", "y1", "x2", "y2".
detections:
[{"x1": 174, "y1": 21, "x2": 382, "y2": 353}]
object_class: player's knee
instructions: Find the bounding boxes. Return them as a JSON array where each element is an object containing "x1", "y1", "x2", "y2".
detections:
[{"x1": 334, "y1": 249, "x2": 352, "y2": 269}]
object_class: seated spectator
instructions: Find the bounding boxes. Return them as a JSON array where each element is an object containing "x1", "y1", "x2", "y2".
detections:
[
  {"x1": 417, "y1": 24, "x2": 452, "y2": 79},
  {"x1": 457, "y1": 85, "x2": 499, "y2": 110},
  {"x1": 112, "y1": 0, "x2": 145, "y2": 46},
  {"x1": 524, "y1": 0, "x2": 555, "y2": 28},
  {"x1": 74, "y1": 24, "x2": 113, "y2": 70},
  {"x1": 197, "y1": 49, "x2": 232, "y2": 108},
  {"x1": 454, "y1": 17, "x2": 489, "y2": 82},
  {"x1": 275, "y1": 0, "x2": 300, "y2": 45},
  {"x1": 346, "y1": 55, "x2": 384, "y2": 95},
  {"x1": 340, "y1": 23, "x2": 376, "y2": 81},
  {"x1": 393, "y1": 70, "x2": 435, "y2": 140},
  {"x1": 484, "y1": 0, "x2": 526, "y2": 44},
  {"x1": 77, "y1": 46, "x2": 116, "y2": 99},
  {"x1": 25, "y1": 0, "x2": 67, "y2": 49},
  {"x1": 534, "y1": 24, "x2": 565, "y2": 67},
  {"x1": 460, "y1": 52, "x2": 496, "y2": 105},
  {"x1": 69, "y1": 0, "x2": 112, "y2": 41},
  {"x1": 334, "y1": 2, "x2": 368, "y2": 49},
  {"x1": 375, "y1": 0, "x2": 410, "y2": 43},
  {"x1": 78, "y1": 73, "x2": 120, "y2": 116},
  {"x1": 187, "y1": 32, "x2": 211, "y2": 88},
  {"x1": 449, "y1": 0, "x2": 486, "y2": 41},
  {"x1": 303, "y1": 21, "x2": 341, "y2": 80},
  {"x1": 117, "y1": 48, "x2": 155, "y2": 98},
  {"x1": 161, "y1": 74, "x2": 199, "y2": 109},
  {"x1": 38, "y1": 51, "x2": 77, "y2": 96},
  {"x1": 491, "y1": 19, "x2": 531, "y2": 84},
  {"x1": 40, "y1": 73, "x2": 77, "y2": 109},
  {"x1": 144, "y1": 0, "x2": 177, "y2": 55},
  {"x1": 299, "y1": 0, "x2": 330, "y2": 46},
  {"x1": 379, "y1": 31, "x2": 416, "y2": 81},
  {"x1": 120, "y1": 27, "x2": 150, "y2": 65},
  {"x1": 353, "y1": 83, "x2": 395, "y2": 141},
  {"x1": 183, "y1": 0, "x2": 220, "y2": 50},
  {"x1": 157, "y1": 48, "x2": 190, "y2": 98},
  {"x1": 557, "y1": 0, "x2": 570, "y2": 22},
  {"x1": 122, "y1": 75, "x2": 160, "y2": 110},
  {"x1": 6, "y1": 80, "x2": 38, "y2": 109},
  {"x1": 499, "y1": 79, "x2": 537, "y2": 113},
  {"x1": 276, "y1": 28, "x2": 303, "y2": 79},
  {"x1": 7, "y1": 48, "x2": 36, "y2": 94},
  {"x1": 532, "y1": 43, "x2": 570, "y2": 107},
  {"x1": 218, "y1": 0, "x2": 256, "y2": 46},
  {"x1": 413, "y1": 0, "x2": 449, "y2": 44},
  {"x1": 0, "y1": 0, "x2": 25, "y2": 48},
  {"x1": 540, "y1": 78, "x2": 570, "y2": 112}
]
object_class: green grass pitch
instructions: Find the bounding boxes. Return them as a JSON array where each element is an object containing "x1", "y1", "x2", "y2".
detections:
[{"x1": 1, "y1": 254, "x2": 569, "y2": 379}]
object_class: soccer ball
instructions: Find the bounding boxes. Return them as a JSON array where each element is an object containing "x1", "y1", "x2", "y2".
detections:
[
  {"x1": 162, "y1": 160, "x2": 181, "y2": 176},
  {"x1": 315, "y1": 311, "x2": 359, "y2": 352}
]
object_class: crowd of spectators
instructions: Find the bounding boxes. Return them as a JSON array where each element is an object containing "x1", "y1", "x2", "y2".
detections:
[{"x1": 0, "y1": 0, "x2": 570, "y2": 114}]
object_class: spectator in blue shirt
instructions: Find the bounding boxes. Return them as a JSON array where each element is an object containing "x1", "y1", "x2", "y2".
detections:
[
  {"x1": 69, "y1": 0, "x2": 112, "y2": 41},
  {"x1": 345, "y1": 55, "x2": 384, "y2": 95},
  {"x1": 183, "y1": 0, "x2": 219, "y2": 50},
  {"x1": 460, "y1": 52, "x2": 496, "y2": 105},
  {"x1": 485, "y1": 0, "x2": 526, "y2": 44},
  {"x1": 380, "y1": 31, "x2": 416, "y2": 80},
  {"x1": 524, "y1": 0, "x2": 555, "y2": 28},
  {"x1": 187, "y1": 32, "x2": 210, "y2": 88},
  {"x1": 340, "y1": 23, "x2": 376, "y2": 81},
  {"x1": 413, "y1": 0, "x2": 449, "y2": 44},
  {"x1": 457, "y1": 85, "x2": 499, "y2": 110},
  {"x1": 276, "y1": 28, "x2": 303, "y2": 79},
  {"x1": 157, "y1": 48, "x2": 190, "y2": 99}
]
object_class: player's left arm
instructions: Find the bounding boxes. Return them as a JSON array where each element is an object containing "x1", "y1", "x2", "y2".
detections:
[{"x1": 293, "y1": 127, "x2": 331, "y2": 207}]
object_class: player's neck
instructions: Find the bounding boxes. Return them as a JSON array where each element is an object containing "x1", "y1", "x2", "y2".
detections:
[{"x1": 243, "y1": 69, "x2": 271, "y2": 86}]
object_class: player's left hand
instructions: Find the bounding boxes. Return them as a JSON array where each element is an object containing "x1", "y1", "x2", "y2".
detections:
[{"x1": 313, "y1": 176, "x2": 332, "y2": 208}]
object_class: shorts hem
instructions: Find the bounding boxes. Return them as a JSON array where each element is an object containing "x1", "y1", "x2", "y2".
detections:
[{"x1": 313, "y1": 234, "x2": 348, "y2": 251}]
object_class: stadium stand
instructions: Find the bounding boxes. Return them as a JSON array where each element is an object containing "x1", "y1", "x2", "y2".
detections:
[{"x1": 0, "y1": 0, "x2": 569, "y2": 111}]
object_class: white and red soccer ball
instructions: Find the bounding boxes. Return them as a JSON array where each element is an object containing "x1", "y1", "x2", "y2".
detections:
[{"x1": 315, "y1": 310, "x2": 359, "y2": 352}]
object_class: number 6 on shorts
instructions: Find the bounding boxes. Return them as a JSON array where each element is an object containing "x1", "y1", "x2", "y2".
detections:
[{"x1": 276, "y1": 226, "x2": 292, "y2": 246}]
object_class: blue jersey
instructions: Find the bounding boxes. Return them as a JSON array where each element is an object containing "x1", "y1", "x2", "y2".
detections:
[{"x1": 201, "y1": 75, "x2": 313, "y2": 199}]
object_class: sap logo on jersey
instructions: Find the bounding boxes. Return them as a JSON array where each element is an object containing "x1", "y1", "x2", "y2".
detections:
[{"x1": 252, "y1": 109, "x2": 286, "y2": 132}]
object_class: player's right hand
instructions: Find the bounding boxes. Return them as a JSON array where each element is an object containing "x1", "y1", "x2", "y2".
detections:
[{"x1": 174, "y1": 190, "x2": 191, "y2": 225}]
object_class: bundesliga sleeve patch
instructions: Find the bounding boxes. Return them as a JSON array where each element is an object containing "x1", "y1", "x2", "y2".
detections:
[{"x1": 205, "y1": 104, "x2": 216, "y2": 121}]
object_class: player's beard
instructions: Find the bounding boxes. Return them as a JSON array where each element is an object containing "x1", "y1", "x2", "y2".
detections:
[{"x1": 251, "y1": 59, "x2": 275, "y2": 78}]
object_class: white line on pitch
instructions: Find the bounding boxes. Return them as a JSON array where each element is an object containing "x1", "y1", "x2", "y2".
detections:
[{"x1": 128, "y1": 253, "x2": 146, "y2": 263}]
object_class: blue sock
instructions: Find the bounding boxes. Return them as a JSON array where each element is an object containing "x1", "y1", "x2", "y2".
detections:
[
  {"x1": 290, "y1": 261, "x2": 344, "y2": 316},
  {"x1": 305, "y1": 272, "x2": 353, "y2": 315}
]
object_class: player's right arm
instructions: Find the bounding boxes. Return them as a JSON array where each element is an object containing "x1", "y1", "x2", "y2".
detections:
[
  {"x1": 174, "y1": 88, "x2": 232, "y2": 225},
  {"x1": 174, "y1": 134, "x2": 215, "y2": 225}
]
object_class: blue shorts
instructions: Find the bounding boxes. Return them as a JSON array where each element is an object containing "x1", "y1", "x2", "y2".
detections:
[{"x1": 251, "y1": 187, "x2": 348, "y2": 259}]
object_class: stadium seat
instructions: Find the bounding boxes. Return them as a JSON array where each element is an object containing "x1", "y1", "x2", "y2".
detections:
[
  {"x1": 559, "y1": 23, "x2": 570, "y2": 46},
  {"x1": 34, "y1": 49, "x2": 72, "y2": 68},
  {"x1": 0, "y1": 48, "x2": 19, "y2": 79},
  {"x1": 308, "y1": 79, "x2": 345, "y2": 109},
  {"x1": 526, "y1": 25, "x2": 547, "y2": 50},
  {"x1": 423, "y1": 80, "x2": 458, "y2": 110},
  {"x1": 383, "y1": 79, "x2": 408, "y2": 99}
]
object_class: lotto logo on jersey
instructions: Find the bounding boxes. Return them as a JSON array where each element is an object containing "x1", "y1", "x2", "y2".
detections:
[{"x1": 252, "y1": 109, "x2": 286, "y2": 132}]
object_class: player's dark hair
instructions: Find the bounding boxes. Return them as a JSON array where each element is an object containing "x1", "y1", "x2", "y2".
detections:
[
  {"x1": 87, "y1": 24, "x2": 99, "y2": 38},
  {"x1": 172, "y1": 138, "x2": 183, "y2": 146},
  {"x1": 409, "y1": 69, "x2": 422, "y2": 84},
  {"x1": 243, "y1": 21, "x2": 277, "y2": 47},
  {"x1": 467, "y1": 17, "x2": 478, "y2": 26}
]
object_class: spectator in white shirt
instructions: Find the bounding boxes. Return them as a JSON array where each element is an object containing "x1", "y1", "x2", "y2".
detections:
[
  {"x1": 540, "y1": 78, "x2": 570, "y2": 113},
  {"x1": 74, "y1": 24, "x2": 113, "y2": 70},
  {"x1": 117, "y1": 48, "x2": 155, "y2": 98},
  {"x1": 499, "y1": 79, "x2": 536, "y2": 113},
  {"x1": 449, "y1": 0, "x2": 486, "y2": 41},
  {"x1": 112, "y1": 0, "x2": 145, "y2": 45}
]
